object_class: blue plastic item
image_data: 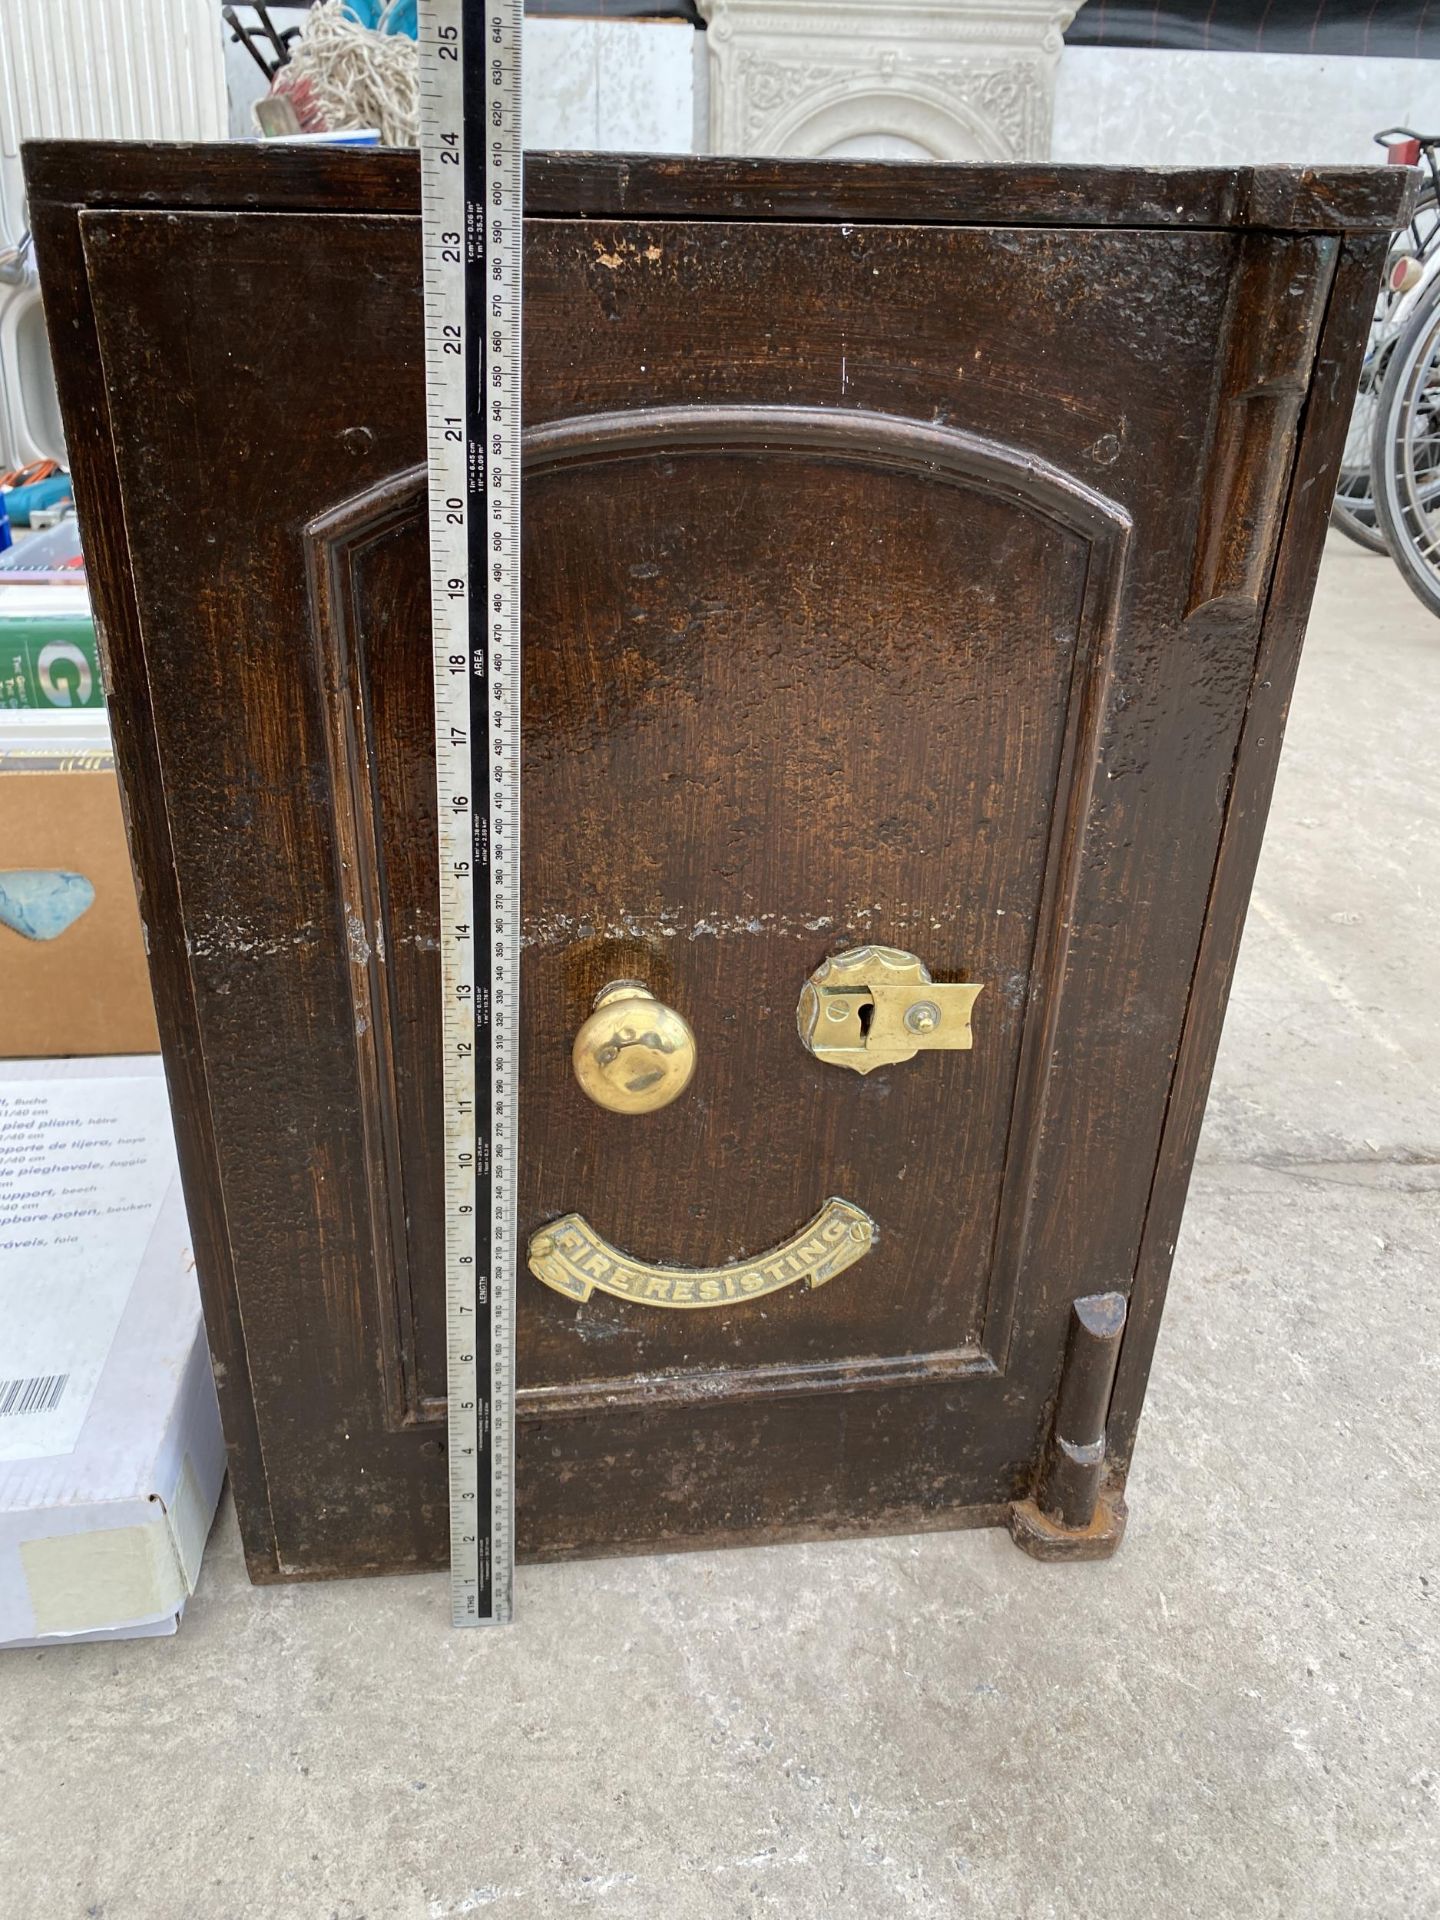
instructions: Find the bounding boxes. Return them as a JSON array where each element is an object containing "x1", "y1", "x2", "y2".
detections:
[
  {"x1": 0, "y1": 493, "x2": 10, "y2": 553},
  {"x1": 340, "y1": 0, "x2": 416, "y2": 31},
  {"x1": 5, "y1": 474, "x2": 73, "y2": 527}
]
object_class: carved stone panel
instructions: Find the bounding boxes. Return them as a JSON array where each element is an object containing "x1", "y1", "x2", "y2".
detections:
[{"x1": 698, "y1": 0, "x2": 1079, "y2": 161}]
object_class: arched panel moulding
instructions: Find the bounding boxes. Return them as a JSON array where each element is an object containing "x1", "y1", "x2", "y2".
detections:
[{"x1": 698, "y1": 0, "x2": 1080, "y2": 161}]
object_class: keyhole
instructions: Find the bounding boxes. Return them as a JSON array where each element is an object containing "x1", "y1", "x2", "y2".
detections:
[{"x1": 857, "y1": 999, "x2": 875, "y2": 1037}]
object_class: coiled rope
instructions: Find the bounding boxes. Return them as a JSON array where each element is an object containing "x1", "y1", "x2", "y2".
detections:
[{"x1": 273, "y1": 1, "x2": 419, "y2": 147}]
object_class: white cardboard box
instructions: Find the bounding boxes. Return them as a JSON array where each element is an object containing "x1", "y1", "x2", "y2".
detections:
[{"x1": 0, "y1": 1056, "x2": 225, "y2": 1647}]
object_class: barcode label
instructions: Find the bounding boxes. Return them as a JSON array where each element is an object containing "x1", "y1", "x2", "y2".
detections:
[{"x1": 0, "y1": 1373, "x2": 68, "y2": 1417}]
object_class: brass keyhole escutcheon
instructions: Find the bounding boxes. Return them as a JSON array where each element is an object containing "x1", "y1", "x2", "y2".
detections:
[
  {"x1": 797, "y1": 945, "x2": 983, "y2": 1073},
  {"x1": 572, "y1": 979, "x2": 697, "y2": 1115}
]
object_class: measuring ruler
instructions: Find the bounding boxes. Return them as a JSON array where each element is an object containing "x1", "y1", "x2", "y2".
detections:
[{"x1": 419, "y1": 0, "x2": 523, "y2": 1626}]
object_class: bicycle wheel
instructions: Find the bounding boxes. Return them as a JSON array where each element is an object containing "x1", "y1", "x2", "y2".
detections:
[
  {"x1": 1372, "y1": 283, "x2": 1440, "y2": 617},
  {"x1": 1332, "y1": 182, "x2": 1440, "y2": 552},
  {"x1": 1331, "y1": 368, "x2": 1390, "y2": 552}
]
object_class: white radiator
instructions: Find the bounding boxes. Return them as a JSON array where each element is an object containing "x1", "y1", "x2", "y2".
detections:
[{"x1": 0, "y1": 0, "x2": 227, "y2": 467}]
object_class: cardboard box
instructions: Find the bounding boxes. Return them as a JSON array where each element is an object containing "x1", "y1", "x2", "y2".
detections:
[
  {"x1": 0, "y1": 1057, "x2": 225, "y2": 1648},
  {"x1": 0, "y1": 715, "x2": 160, "y2": 1057}
]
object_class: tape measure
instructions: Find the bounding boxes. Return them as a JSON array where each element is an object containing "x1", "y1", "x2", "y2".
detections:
[{"x1": 418, "y1": 0, "x2": 523, "y2": 1626}]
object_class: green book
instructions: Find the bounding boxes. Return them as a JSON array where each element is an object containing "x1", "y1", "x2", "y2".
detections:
[{"x1": 0, "y1": 588, "x2": 103, "y2": 710}]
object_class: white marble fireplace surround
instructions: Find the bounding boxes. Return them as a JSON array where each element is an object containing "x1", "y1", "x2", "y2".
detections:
[{"x1": 695, "y1": 0, "x2": 1076, "y2": 161}]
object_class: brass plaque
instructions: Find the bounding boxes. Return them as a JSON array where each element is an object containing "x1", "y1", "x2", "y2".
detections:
[{"x1": 528, "y1": 1198, "x2": 875, "y2": 1310}]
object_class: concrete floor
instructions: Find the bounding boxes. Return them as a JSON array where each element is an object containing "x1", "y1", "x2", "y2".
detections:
[{"x1": 3, "y1": 536, "x2": 1437, "y2": 1920}]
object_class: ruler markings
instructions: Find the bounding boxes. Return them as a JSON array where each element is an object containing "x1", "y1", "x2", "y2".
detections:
[{"x1": 419, "y1": 0, "x2": 522, "y2": 1627}]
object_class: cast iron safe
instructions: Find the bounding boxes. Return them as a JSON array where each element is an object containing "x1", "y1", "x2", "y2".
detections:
[{"x1": 26, "y1": 143, "x2": 1406, "y2": 1582}]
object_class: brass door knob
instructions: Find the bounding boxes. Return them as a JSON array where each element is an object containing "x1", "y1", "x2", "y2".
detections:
[{"x1": 572, "y1": 980, "x2": 696, "y2": 1114}]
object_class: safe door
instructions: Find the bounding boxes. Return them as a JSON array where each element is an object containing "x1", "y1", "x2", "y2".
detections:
[{"x1": 53, "y1": 154, "x2": 1359, "y2": 1577}]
